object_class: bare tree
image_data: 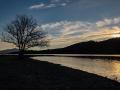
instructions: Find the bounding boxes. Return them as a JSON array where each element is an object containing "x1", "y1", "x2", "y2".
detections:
[{"x1": 2, "y1": 15, "x2": 48, "y2": 55}]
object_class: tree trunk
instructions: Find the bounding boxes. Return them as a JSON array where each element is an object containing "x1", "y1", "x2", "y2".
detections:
[{"x1": 18, "y1": 49, "x2": 25, "y2": 59}]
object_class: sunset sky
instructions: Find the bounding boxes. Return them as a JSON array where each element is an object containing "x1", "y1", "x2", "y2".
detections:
[{"x1": 0, "y1": 0, "x2": 120, "y2": 50}]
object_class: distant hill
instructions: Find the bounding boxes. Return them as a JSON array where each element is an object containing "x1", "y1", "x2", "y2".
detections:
[
  {"x1": 0, "y1": 48, "x2": 18, "y2": 54},
  {"x1": 27, "y1": 38, "x2": 120, "y2": 54},
  {"x1": 63, "y1": 38, "x2": 120, "y2": 54}
]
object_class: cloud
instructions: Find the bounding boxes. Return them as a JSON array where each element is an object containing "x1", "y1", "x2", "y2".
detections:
[
  {"x1": 29, "y1": 0, "x2": 69, "y2": 9},
  {"x1": 60, "y1": 3, "x2": 67, "y2": 6},
  {"x1": 40, "y1": 21, "x2": 97, "y2": 48},
  {"x1": 29, "y1": 3, "x2": 45, "y2": 9},
  {"x1": 96, "y1": 17, "x2": 120, "y2": 27},
  {"x1": 29, "y1": 3, "x2": 56, "y2": 9},
  {"x1": 39, "y1": 17, "x2": 120, "y2": 49},
  {"x1": 46, "y1": 4, "x2": 56, "y2": 8},
  {"x1": 0, "y1": 40, "x2": 15, "y2": 51},
  {"x1": 51, "y1": 0, "x2": 72, "y2": 3},
  {"x1": 51, "y1": 0, "x2": 60, "y2": 3}
]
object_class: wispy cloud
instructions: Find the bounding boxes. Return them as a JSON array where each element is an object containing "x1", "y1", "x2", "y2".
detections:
[
  {"x1": 51, "y1": 0, "x2": 60, "y2": 3},
  {"x1": 29, "y1": 3, "x2": 45, "y2": 9},
  {"x1": 39, "y1": 17, "x2": 120, "y2": 49},
  {"x1": 29, "y1": 0, "x2": 81, "y2": 10},
  {"x1": 60, "y1": 3, "x2": 67, "y2": 6},
  {"x1": 96, "y1": 17, "x2": 120, "y2": 27},
  {"x1": 0, "y1": 40, "x2": 15, "y2": 51},
  {"x1": 29, "y1": 3, "x2": 57, "y2": 9},
  {"x1": 29, "y1": 0, "x2": 69, "y2": 9}
]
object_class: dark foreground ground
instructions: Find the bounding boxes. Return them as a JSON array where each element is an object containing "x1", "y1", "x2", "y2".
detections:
[{"x1": 0, "y1": 55, "x2": 120, "y2": 90}]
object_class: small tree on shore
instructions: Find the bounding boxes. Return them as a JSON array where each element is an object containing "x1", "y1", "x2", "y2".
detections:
[{"x1": 2, "y1": 15, "x2": 48, "y2": 55}]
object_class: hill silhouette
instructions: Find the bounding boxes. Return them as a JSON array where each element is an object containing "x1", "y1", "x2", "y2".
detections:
[
  {"x1": 27, "y1": 38, "x2": 120, "y2": 54},
  {"x1": 0, "y1": 48, "x2": 18, "y2": 54}
]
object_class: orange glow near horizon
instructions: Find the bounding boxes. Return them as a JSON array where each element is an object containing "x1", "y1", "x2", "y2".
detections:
[{"x1": 112, "y1": 34, "x2": 120, "y2": 38}]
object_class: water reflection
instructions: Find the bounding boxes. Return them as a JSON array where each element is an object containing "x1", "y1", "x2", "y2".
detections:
[{"x1": 32, "y1": 56, "x2": 120, "y2": 82}]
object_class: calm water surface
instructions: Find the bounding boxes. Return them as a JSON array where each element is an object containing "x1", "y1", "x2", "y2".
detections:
[{"x1": 32, "y1": 55, "x2": 120, "y2": 82}]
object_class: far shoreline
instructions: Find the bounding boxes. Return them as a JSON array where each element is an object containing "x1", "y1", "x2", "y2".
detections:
[{"x1": 1, "y1": 54, "x2": 120, "y2": 60}]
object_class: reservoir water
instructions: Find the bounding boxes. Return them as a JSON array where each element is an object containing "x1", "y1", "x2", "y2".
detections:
[{"x1": 32, "y1": 54, "x2": 120, "y2": 82}]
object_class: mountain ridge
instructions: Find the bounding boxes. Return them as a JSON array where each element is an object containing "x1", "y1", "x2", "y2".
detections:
[{"x1": 29, "y1": 38, "x2": 120, "y2": 54}]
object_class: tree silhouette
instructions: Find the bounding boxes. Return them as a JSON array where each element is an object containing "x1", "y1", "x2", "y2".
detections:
[{"x1": 2, "y1": 15, "x2": 48, "y2": 55}]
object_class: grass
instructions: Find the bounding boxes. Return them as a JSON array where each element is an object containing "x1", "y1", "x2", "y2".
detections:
[{"x1": 0, "y1": 55, "x2": 120, "y2": 89}]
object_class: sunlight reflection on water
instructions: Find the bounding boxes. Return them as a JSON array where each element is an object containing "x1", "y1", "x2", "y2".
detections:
[{"x1": 32, "y1": 56, "x2": 120, "y2": 82}]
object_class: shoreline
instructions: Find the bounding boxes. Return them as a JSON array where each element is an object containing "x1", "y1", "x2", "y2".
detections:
[
  {"x1": 1, "y1": 54, "x2": 120, "y2": 60},
  {"x1": 0, "y1": 55, "x2": 120, "y2": 89}
]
